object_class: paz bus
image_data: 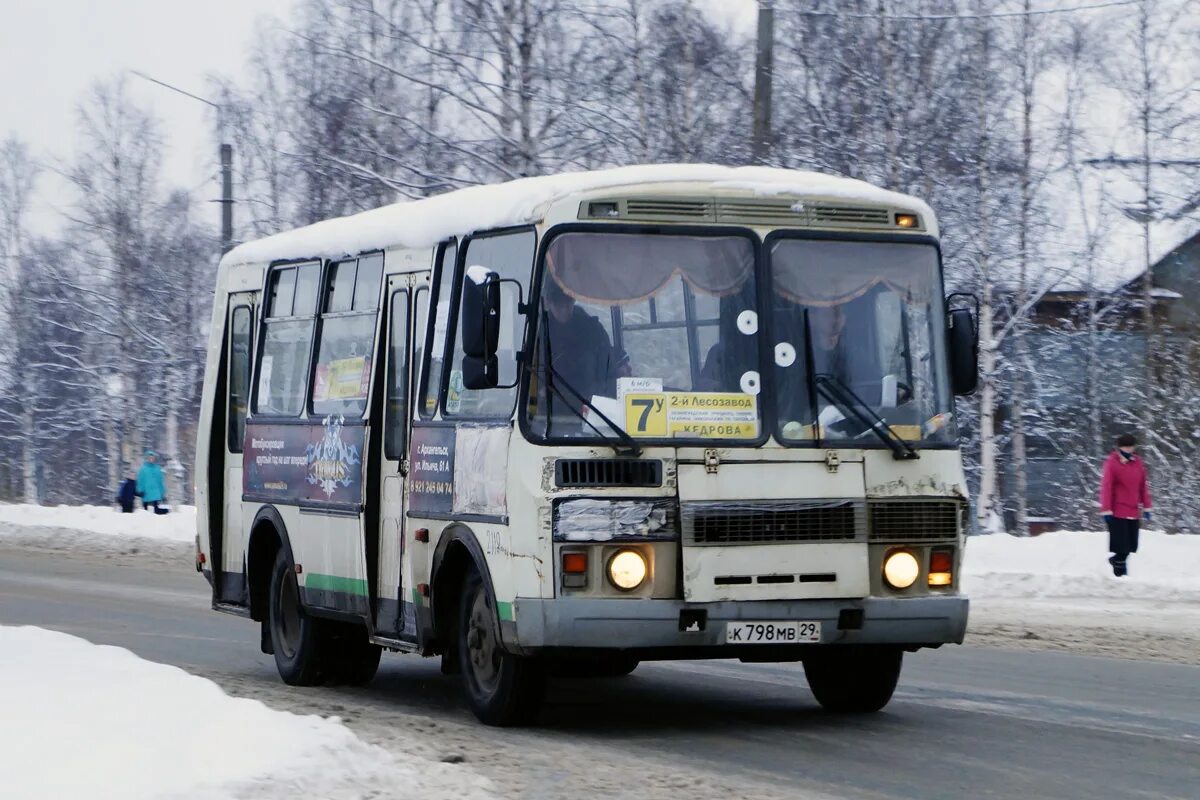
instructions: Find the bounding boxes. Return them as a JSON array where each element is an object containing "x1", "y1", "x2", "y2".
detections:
[{"x1": 194, "y1": 165, "x2": 978, "y2": 725}]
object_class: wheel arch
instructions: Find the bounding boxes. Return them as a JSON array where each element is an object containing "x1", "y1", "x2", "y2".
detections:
[
  {"x1": 430, "y1": 524, "x2": 497, "y2": 653},
  {"x1": 246, "y1": 505, "x2": 296, "y2": 622}
]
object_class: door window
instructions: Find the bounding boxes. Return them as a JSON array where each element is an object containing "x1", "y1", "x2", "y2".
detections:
[
  {"x1": 384, "y1": 290, "x2": 410, "y2": 461},
  {"x1": 227, "y1": 305, "x2": 252, "y2": 452}
]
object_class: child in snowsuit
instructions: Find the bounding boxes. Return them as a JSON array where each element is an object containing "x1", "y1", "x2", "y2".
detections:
[{"x1": 116, "y1": 476, "x2": 138, "y2": 513}]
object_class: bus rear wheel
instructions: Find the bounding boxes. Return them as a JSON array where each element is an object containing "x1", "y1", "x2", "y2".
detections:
[
  {"x1": 457, "y1": 570, "x2": 545, "y2": 726},
  {"x1": 268, "y1": 549, "x2": 329, "y2": 686},
  {"x1": 803, "y1": 646, "x2": 902, "y2": 713}
]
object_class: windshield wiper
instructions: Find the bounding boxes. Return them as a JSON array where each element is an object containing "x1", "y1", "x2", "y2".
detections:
[
  {"x1": 815, "y1": 373, "x2": 919, "y2": 460},
  {"x1": 538, "y1": 309, "x2": 642, "y2": 457}
]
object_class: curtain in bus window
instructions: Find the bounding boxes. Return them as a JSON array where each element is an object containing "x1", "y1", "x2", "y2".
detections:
[
  {"x1": 770, "y1": 239, "x2": 931, "y2": 306},
  {"x1": 545, "y1": 233, "x2": 752, "y2": 304}
]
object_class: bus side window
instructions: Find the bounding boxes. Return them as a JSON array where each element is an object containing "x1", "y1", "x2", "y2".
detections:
[
  {"x1": 255, "y1": 262, "x2": 320, "y2": 416},
  {"x1": 227, "y1": 305, "x2": 253, "y2": 452},
  {"x1": 311, "y1": 254, "x2": 384, "y2": 418},
  {"x1": 445, "y1": 229, "x2": 535, "y2": 418},
  {"x1": 419, "y1": 242, "x2": 456, "y2": 418},
  {"x1": 384, "y1": 290, "x2": 410, "y2": 460}
]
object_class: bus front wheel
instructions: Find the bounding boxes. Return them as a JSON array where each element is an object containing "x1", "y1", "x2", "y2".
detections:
[
  {"x1": 268, "y1": 549, "x2": 329, "y2": 686},
  {"x1": 457, "y1": 570, "x2": 545, "y2": 726},
  {"x1": 803, "y1": 646, "x2": 902, "y2": 713}
]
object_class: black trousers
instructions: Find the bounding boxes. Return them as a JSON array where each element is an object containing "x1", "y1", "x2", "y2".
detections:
[
  {"x1": 143, "y1": 500, "x2": 160, "y2": 513},
  {"x1": 1106, "y1": 517, "x2": 1140, "y2": 560}
]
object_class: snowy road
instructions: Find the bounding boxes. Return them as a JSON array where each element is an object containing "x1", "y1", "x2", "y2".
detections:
[{"x1": 2, "y1": 545, "x2": 1198, "y2": 800}]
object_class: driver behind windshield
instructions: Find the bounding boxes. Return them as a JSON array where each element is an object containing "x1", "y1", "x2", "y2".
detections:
[
  {"x1": 775, "y1": 295, "x2": 890, "y2": 439},
  {"x1": 541, "y1": 277, "x2": 627, "y2": 408}
]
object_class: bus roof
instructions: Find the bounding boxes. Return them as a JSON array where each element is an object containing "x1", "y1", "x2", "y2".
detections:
[{"x1": 222, "y1": 164, "x2": 936, "y2": 268}]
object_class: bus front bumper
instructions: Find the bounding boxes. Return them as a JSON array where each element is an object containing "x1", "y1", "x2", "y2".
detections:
[{"x1": 508, "y1": 595, "x2": 968, "y2": 652}]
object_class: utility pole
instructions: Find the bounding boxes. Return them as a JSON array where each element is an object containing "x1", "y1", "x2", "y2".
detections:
[
  {"x1": 129, "y1": 70, "x2": 233, "y2": 254},
  {"x1": 752, "y1": 0, "x2": 775, "y2": 164},
  {"x1": 220, "y1": 144, "x2": 233, "y2": 254},
  {"x1": 128, "y1": 69, "x2": 233, "y2": 506}
]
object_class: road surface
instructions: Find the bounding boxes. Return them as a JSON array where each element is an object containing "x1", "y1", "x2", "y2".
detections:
[{"x1": 1, "y1": 546, "x2": 1197, "y2": 800}]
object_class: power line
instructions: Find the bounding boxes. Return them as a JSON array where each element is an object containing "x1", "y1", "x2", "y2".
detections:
[{"x1": 780, "y1": 0, "x2": 1140, "y2": 22}]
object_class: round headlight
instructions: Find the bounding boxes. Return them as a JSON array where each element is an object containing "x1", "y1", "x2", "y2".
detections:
[
  {"x1": 883, "y1": 550, "x2": 920, "y2": 589},
  {"x1": 608, "y1": 549, "x2": 648, "y2": 591}
]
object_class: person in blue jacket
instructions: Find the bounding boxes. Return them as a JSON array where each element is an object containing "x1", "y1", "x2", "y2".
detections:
[{"x1": 136, "y1": 450, "x2": 167, "y2": 513}]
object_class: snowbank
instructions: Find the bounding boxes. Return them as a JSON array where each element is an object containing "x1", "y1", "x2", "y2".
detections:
[
  {"x1": 0, "y1": 625, "x2": 492, "y2": 800},
  {"x1": 963, "y1": 530, "x2": 1200, "y2": 602},
  {"x1": 0, "y1": 503, "x2": 196, "y2": 543}
]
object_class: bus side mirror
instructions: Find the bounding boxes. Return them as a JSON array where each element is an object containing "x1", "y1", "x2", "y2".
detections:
[
  {"x1": 462, "y1": 266, "x2": 501, "y2": 390},
  {"x1": 948, "y1": 306, "x2": 978, "y2": 396}
]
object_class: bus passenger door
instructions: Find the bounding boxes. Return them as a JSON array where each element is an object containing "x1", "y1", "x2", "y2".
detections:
[
  {"x1": 373, "y1": 284, "x2": 413, "y2": 637},
  {"x1": 221, "y1": 294, "x2": 255, "y2": 604}
]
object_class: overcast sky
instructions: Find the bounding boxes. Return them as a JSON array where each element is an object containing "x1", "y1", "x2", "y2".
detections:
[
  {"x1": 1, "y1": 0, "x2": 756, "y2": 235},
  {"x1": 1, "y1": 0, "x2": 293, "y2": 234}
]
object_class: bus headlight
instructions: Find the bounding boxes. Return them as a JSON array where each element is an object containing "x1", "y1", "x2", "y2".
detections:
[
  {"x1": 883, "y1": 550, "x2": 920, "y2": 589},
  {"x1": 607, "y1": 549, "x2": 648, "y2": 591}
]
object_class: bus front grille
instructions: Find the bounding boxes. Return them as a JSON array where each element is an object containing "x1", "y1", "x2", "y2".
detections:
[
  {"x1": 868, "y1": 500, "x2": 962, "y2": 542},
  {"x1": 682, "y1": 500, "x2": 865, "y2": 546},
  {"x1": 554, "y1": 458, "x2": 663, "y2": 488}
]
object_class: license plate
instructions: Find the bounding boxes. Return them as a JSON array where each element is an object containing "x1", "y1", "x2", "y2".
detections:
[{"x1": 725, "y1": 621, "x2": 821, "y2": 644}]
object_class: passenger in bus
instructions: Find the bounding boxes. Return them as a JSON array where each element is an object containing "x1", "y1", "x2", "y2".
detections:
[{"x1": 542, "y1": 278, "x2": 625, "y2": 405}]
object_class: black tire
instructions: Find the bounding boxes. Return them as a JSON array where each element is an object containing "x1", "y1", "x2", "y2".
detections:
[
  {"x1": 268, "y1": 549, "x2": 329, "y2": 686},
  {"x1": 552, "y1": 654, "x2": 640, "y2": 678},
  {"x1": 325, "y1": 623, "x2": 382, "y2": 686},
  {"x1": 803, "y1": 646, "x2": 902, "y2": 713},
  {"x1": 457, "y1": 570, "x2": 545, "y2": 726}
]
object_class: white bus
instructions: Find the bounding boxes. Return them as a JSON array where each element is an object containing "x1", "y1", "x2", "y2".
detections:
[{"x1": 195, "y1": 165, "x2": 978, "y2": 725}]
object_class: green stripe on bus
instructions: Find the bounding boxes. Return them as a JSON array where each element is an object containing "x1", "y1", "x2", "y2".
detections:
[
  {"x1": 305, "y1": 573, "x2": 368, "y2": 596},
  {"x1": 497, "y1": 601, "x2": 515, "y2": 622}
]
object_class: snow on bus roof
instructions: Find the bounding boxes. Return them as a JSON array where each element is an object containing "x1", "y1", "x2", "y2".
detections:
[{"x1": 223, "y1": 164, "x2": 934, "y2": 267}]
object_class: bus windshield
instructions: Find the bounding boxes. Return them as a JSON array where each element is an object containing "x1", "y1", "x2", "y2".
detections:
[
  {"x1": 524, "y1": 231, "x2": 957, "y2": 447},
  {"x1": 526, "y1": 231, "x2": 763, "y2": 442},
  {"x1": 769, "y1": 238, "x2": 957, "y2": 445}
]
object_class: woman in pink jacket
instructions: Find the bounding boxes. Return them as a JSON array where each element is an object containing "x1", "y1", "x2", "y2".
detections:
[{"x1": 1098, "y1": 433, "x2": 1152, "y2": 577}]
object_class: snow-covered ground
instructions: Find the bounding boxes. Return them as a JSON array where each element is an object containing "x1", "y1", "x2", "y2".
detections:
[
  {"x1": 0, "y1": 502, "x2": 197, "y2": 542},
  {"x1": 0, "y1": 504, "x2": 1196, "y2": 663},
  {"x1": 963, "y1": 530, "x2": 1200, "y2": 664},
  {"x1": 964, "y1": 529, "x2": 1200, "y2": 602},
  {"x1": 0, "y1": 624, "x2": 493, "y2": 800}
]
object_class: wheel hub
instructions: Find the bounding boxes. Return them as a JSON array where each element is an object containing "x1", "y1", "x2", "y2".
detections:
[{"x1": 466, "y1": 589, "x2": 501, "y2": 693}]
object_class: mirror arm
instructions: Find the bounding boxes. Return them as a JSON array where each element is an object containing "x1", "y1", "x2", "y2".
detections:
[{"x1": 497, "y1": 278, "x2": 527, "y2": 315}]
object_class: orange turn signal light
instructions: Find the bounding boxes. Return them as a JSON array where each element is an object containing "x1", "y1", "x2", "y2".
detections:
[
  {"x1": 929, "y1": 548, "x2": 954, "y2": 587},
  {"x1": 563, "y1": 552, "x2": 588, "y2": 574},
  {"x1": 895, "y1": 212, "x2": 919, "y2": 228}
]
